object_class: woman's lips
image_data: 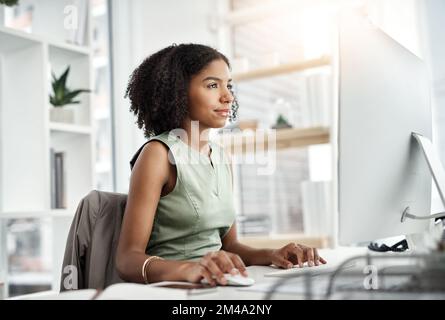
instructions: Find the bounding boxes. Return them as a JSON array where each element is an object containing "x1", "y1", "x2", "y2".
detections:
[{"x1": 214, "y1": 109, "x2": 230, "y2": 117}]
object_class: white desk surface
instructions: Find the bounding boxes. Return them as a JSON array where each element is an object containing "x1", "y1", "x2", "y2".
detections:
[
  {"x1": 15, "y1": 247, "x2": 403, "y2": 300},
  {"x1": 11, "y1": 246, "x2": 445, "y2": 300}
]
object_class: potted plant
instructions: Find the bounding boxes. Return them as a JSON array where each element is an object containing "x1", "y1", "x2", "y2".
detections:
[
  {"x1": 272, "y1": 114, "x2": 292, "y2": 129},
  {"x1": 49, "y1": 66, "x2": 90, "y2": 124},
  {"x1": 0, "y1": 0, "x2": 19, "y2": 24},
  {"x1": 0, "y1": 0, "x2": 19, "y2": 6}
]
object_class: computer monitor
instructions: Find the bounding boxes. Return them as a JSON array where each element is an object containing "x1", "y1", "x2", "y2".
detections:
[{"x1": 337, "y1": 14, "x2": 435, "y2": 245}]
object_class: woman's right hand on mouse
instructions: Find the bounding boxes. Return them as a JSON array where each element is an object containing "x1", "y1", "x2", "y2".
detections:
[{"x1": 183, "y1": 250, "x2": 248, "y2": 286}]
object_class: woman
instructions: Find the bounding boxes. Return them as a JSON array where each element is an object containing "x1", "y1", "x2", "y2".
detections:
[{"x1": 116, "y1": 43, "x2": 326, "y2": 286}]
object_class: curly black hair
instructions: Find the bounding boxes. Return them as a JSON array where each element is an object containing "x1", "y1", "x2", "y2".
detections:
[{"x1": 125, "y1": 43, "x2": 239, "y2": 138}]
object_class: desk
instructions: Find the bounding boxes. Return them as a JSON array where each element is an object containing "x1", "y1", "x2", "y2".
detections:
[
  {"x1": 15, "y1": 247, "x2": 445, "y2": 300},
  {"x1": 8, "y1": 247, "x2": 367, "y2": 300}
]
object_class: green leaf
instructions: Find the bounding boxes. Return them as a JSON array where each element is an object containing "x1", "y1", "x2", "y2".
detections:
[
  {"x1": 276, "y1": 114, "x2": 289, "y2": 125},
  {"x1": 49, "y1": 95, "x2": 56, "y2": 106},
  {"x1": 58, "y1": 66, "x2": 70, "y2": 91},
  {"x1": 64, "y1": 89, "x2": 91, "y2": 102},
  {"x1": 55, "y1": 84, "x2": 65, "y2": 102}
]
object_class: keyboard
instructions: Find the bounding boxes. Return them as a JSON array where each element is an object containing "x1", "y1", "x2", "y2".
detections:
[{"x1": 264, "y1": 262, "x2": 355, "y2": 278}]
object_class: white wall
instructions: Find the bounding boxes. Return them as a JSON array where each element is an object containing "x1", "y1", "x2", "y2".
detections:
[{"x1": 110, "y1": 0, "x2": 225, "y2": 193}]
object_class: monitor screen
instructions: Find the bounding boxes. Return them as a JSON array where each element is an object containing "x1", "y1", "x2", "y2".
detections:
[{"x1": 337, "y1": 13, "x2": 432, "y2": 245}]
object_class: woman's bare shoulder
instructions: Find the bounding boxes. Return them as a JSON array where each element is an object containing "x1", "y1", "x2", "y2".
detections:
[{"x1": 132, "y1": 140, "x2": 171, "y2": 177}]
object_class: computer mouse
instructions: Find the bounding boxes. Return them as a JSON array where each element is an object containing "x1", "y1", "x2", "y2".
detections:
[{"x1": 201, "y1": 273, "x2": 255, "y2": 286}]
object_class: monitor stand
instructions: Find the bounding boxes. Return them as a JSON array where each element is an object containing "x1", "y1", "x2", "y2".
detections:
[
  {"x1": 400, "y1": 133, "x2": 445, "y2": 223},
  {"x1": 400, "y1": 133, "x2": 445, "y2": 252}
]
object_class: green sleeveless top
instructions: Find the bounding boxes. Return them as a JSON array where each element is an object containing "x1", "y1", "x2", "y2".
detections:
[{"x1": 145, "y1": 131, "x2": 236, "y2": 261}]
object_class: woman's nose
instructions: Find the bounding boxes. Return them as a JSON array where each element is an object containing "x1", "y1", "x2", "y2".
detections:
[{"x1": 221, "y1": 89, "x2": 234, "y2": 104}]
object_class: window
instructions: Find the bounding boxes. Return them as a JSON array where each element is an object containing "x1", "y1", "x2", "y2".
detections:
[{"x1": 92, "y1": 0, "x2": 115, "y2": 191}]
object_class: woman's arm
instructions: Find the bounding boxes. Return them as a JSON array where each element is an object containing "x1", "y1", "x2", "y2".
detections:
[
  {"x1": 221, "y1": 223, "x2": 274, "y2": 266},
  {"x1": 115, "y1": 141, "x2": 191, "y2": 283},
  {"x1": 222, "y1": 223, "x2": 327, "y2": 268}
]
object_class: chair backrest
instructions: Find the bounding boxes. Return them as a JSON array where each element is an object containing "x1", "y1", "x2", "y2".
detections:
[
  {"x1": 60, "y1": 190, "x2": 127, "y2": 291},
  {"x1": 61, "y1": 141, "x2": 150, "y2": 291}
]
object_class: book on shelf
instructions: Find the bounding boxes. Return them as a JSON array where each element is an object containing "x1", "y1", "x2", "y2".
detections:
[
  {"x1": 50, "y1": 150, "x2": 67, "y2": 209},
  {"x1": 65, "y1": 0, "x2": 89, "y2": 46},
  {"x1": 50, "y1": 148, "x2": 56, "y2": 209}
]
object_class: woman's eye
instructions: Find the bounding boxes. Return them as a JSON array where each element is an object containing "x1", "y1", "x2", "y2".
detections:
[
  {"x1": 208, "y1": 83, "x2": 218, "y2": 89},
  {"x1": 227, "y1": 84, "x2": 233, "y2": 90}
]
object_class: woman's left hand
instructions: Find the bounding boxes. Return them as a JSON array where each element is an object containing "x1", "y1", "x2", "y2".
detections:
[{"x1": 269, "y1": 243, "x2": 327, "y2": 269}]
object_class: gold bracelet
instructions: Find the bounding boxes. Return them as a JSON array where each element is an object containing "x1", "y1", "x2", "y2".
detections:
[
  {"x1": 141, "y1": 258, "x2": 151, "y2": 283},
  {"x1": 142, "y1": 256, "x2": 164, "y2": 284}
]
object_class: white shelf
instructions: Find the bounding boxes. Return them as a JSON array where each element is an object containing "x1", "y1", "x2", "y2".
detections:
[
  {"x1": 49, "y1": 122, "x2": 92, "y2": 135},
  {"x1": 0, "y1": 209, "x2": 75, "y2": 219},
  {"x1": 0, "y1": 26, "x2": 90, "y2": 57},
  {"x1": 232, "y1": 56, "x2": 331, "y2": 82},
  {"x1": 48, "y1": 41, "x2": 91, "y2": 59},
  {"x1": 216, "y1": 127, "x2": 330, "y2": 154},
  {"x1": 0, "y1": 26, "x2": 42, "y2": 53}
]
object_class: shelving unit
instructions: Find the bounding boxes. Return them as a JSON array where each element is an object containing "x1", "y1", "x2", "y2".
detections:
[
  {"x1": 217, "y1": 127, "x2": 330, "y2": 154},
  {"x1": 0, "y1": 209, "x2": 74, "y2": 220},
  {"x1": 219, "y1": 52, "x2": 332, "y2": 156},
  {"x1": 49, "y1": 122, "x2": 93, "y2": 135},
  {"x1": 232, "y1": 56, "x2": 331, "y2": 82},
  {"x1": 0, "y1": 0, "x2": 94, "y2": 298},
  {"x1": 216, "y1": 0, "x2": 336, "y2": 247}
]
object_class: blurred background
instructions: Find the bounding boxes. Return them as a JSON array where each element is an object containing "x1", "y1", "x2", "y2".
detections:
[{"x1": 0, "y1": 0, "x2": 444, "y2": 298}]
